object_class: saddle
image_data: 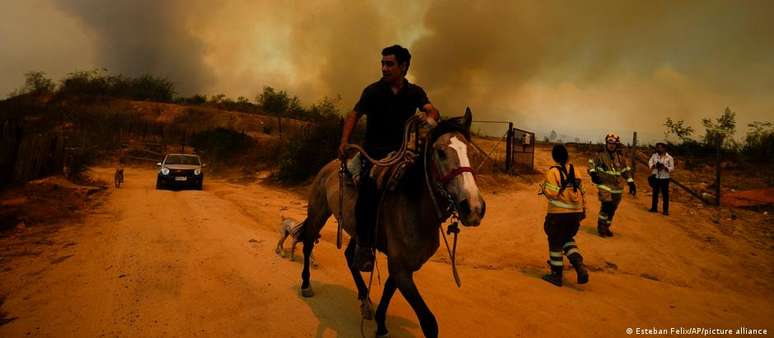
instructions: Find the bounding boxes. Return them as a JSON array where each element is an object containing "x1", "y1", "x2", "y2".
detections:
[{"x1": 345, "y1": 151, "x2": 417, "y2": 191}]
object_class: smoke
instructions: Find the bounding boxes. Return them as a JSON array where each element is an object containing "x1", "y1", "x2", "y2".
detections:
[
  {"x1": 410, "y1": 0, "x2": 774, "y2": 140},
  {"x1": 2, "y1": 0, "x2": 772, "y2": 141},
  {"x1": 54, "y1": 0, "x2": 214, "y2": 94}
]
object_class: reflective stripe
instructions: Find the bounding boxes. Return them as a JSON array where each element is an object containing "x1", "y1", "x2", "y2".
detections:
[
  {"x1": 549, "y1": 260, "x2": 564, "y2": 267},
  {"x1": 543, "y1": 182, "x2": 561, "y2": 192},
  {"x1": 563, "y1": 241, "x2": 577, "y2": 249},
  {"x1": 588, "y1": 168, "x2": 597, "y2": 173},
  {"x1": 598, "y1": 215, "x2": 608, "y2": 220},
  {"x1": 596, "y1": 184, "x2": 624, "y2": 193},
  {"x1": 565, "y1": 248, "x2": 580, "y2": 256},
  {"x1": 549, "y1": 251, "x2": 563, "y2": 257},
  {"x1": 597, "y1": 167, "x2": 622, "y2": 176},
  {"x1": 621, "y1": 166, "x2": 631, "y2": 172},
  {"x1": 549, "y1": 199, "x2": 583, "y2": 210},
  {"x1": 626, "y1": 177, "x2": 634, "y2": 183}
]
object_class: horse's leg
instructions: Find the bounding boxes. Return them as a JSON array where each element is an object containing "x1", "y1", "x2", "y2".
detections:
[
  {"x1": 375, "y1": 276, "x2": 397, "y2": 338},
  {"x1": 395, "y1": 271, "x2": 438, "y2": 338},
  {"x1": 345, "y1": 237, "x2": 372, "y2": 319}
]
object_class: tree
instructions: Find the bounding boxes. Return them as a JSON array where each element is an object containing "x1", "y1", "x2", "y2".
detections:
[
  {"x1": 742, "y1": 121, "x2": 774, "y2": 160},
  {"x1": 256, "y1": 87, "x2": 292, "y2": 116},
  {"x1": 22, "y1": 71, "x2": 55, "y2": 96},
  {"x1": 702, "y1": 107, "x2": 736, "y2": 147},
  {"x1": 664, "y1": 117, "x2": 695, "y2": 144}
]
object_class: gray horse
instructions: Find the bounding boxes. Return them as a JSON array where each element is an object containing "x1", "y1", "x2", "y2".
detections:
[{"x1": 298, "y1": 110, "x2": 485, "y2": 338}]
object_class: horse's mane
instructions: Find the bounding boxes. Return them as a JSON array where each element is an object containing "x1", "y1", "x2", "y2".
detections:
[{"x1": 430, "y1": 116, "x2": 470, "y2": 142}]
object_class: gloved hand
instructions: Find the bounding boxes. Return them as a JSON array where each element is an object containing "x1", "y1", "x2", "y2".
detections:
[
  {"x1": 628, "y1": 182, "x2": 637, "y2": 196},
  {"x1": 415, "y1": 111, "x2": 437, "y2": 127},
  {"x1": 590, "y1": 172, "x2": 601, "y2": 184}
]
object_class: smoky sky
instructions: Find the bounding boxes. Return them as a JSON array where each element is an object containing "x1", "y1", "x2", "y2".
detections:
[
  {"x1": 54, "y1": 0, "x2": 214, "y2": 94},
  {"x1": 1, "y1": 0, "x2": 772, "y2": 141}
]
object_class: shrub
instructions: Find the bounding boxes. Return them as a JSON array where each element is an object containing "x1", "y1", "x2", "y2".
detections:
[
  {"x1": 189, "y1": 128, "x2": 256, "y2": 163},
  {"x1": 742, "y1": 121, "x2": 774, "y2": 161},
  {"x1": 276, "y1": 116, "x2": 342, "y2": 183}
]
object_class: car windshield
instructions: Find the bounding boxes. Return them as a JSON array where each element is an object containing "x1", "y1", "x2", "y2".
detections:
[{"x1": 164, "y1": 155, "x2": 200, "y2": 165}]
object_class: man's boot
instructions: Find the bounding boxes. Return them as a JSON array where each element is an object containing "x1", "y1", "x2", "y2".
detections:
[
  {"x1": 542, "y1": 261, "x2": 563, "y2": 287},
  {"x1": 354, "y1": 242, "x2": 374, "y2": 272},
  {"x1": 597, "y1": 224, "x2": 609, "y2": 237},
  {"x1": 568, "y1": 253, "x2": 589, "y2": 284}
]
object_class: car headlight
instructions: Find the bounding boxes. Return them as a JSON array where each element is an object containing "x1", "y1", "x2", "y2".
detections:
[
  {"x1": 194, "y1": 168, "x2": 201, "y2": 175},
  {"x1": 161, "y1": 167, "x2": 170, "y2": 175}
]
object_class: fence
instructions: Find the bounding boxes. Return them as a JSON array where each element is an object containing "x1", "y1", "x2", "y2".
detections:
[{"x1": 470, "y1": 119, "x2": 535, "y2": 175}]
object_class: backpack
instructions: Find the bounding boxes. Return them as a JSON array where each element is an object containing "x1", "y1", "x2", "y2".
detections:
[{"x1": 550, "y1": 164, "x2": 581, "y2": 194}]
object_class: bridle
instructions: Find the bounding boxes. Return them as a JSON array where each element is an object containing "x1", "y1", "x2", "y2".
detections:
[
  {"x1": 422, "y1": 132, "x2": 475, "y2": 288},
  {"x1": 423, "y1": 132, "x2": 477, "y2": 222},
  {"x1": 437, "y1": 166, "x2": 476, "y2": 186}
]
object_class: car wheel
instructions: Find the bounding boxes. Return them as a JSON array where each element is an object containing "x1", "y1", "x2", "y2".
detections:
[
  {"x1": 156, "y1": 179, "x2": 163, "y2": 190},
  {"x1": 196, "y1": 182, "x2": 203, "y2": 190}
]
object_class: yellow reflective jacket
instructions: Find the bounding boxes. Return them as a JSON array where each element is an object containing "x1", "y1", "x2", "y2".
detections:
[
  {"x1": 588, "y1": 150, "x2": 633, "y2": 194},
  {"x1": 541, "y1": 164, "x2": 586, "y2": 214}
]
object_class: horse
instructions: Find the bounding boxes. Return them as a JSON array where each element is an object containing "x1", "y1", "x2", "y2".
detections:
[{"x1": 297, "y1": 109, "x2": 486, "y2": 338}]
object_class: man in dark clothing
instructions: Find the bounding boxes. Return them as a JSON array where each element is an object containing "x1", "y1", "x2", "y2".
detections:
[{"x1": 338, "y1": 45, "x2": 440, "y2": 272}]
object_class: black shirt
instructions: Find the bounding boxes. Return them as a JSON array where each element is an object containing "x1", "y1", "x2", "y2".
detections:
[{"x1": 353, "y1": 79, "x2": 430, "y2": 157}]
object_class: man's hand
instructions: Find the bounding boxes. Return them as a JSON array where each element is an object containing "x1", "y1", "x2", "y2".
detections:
[
  {"x1": 628, "y1": 182, "x2": 637, "y2": 196},
  {"x1": 415, "y1": 111, "x2": 437, "y2": 127}
]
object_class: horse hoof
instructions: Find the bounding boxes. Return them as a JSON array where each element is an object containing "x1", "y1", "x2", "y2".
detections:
[{"x1": 300, "y1": 287, "x2": 314, "y2": 298}]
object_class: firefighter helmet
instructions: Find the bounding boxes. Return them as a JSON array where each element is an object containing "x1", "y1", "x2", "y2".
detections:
[{"x1": 605, "y1": 132, "x2": 621, "y2": 144}]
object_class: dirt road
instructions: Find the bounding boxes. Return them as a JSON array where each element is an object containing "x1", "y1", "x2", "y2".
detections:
[{"x1": 1, "y1": 163, "x2": 771, "y2": 337}]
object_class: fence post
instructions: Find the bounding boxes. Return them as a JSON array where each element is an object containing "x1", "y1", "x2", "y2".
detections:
[
  {"x1": 715, "y1": 135, "x2": 723, "y2": 206},
  {"x1": 505, "y1": 122, "x2": 514, "y2": 173},
  {"x1": 631, "y1": 131, "x2": 638, "y2": 176}
]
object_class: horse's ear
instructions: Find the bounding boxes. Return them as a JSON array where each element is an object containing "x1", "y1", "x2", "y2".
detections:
[{"x1": 463, "y1": 107, "x2": 473, "y2": 131}]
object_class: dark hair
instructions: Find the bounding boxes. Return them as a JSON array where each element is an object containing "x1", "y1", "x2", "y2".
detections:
[
  {"x1": 655, "y1": 142, "x2": 667, "y2": 148},
  {"x1": 552, "y1": 144, "x2": 569, "y2": 165},
  {"x1": 551, "y1": 144, "x2": 578, "y2": 192},
  {"x1": 382, "y1": 44, "x2": 411, "y2": 71}
]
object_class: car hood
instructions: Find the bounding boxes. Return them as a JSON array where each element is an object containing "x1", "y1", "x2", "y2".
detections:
[{"x1": 164, "y1": 164, "x2": 201, "y2": 170}]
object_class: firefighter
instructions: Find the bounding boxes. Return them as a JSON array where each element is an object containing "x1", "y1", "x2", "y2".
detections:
[
  {"x1": 540, "y1": 144, "x2": 589, "y2": 287},
  {"x1": 588, "y1": 133, "x2": 636, "y2": 237}
]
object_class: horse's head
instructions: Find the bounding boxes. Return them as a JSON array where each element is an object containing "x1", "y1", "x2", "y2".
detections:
[{"x1": 429, "y1": 108, "x2": 486, "y2": 227}]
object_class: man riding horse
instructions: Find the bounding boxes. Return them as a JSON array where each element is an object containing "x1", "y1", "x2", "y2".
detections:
[
  {"x1": 298, "y1": 44, "x2": 483, "y2": 337},
  {"x1": 338, "y1": 44, "x2": 440, "y2": 272}
]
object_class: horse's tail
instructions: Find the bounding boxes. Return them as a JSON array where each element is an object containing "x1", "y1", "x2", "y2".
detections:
[{"x1": 298, "y1": 160, "x2": 337, "y2": 244}]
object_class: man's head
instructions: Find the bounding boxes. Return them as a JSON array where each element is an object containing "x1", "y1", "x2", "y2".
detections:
[
  {"x1": 605, "y1": 132, "x2": 620, "y2": 152},
  {"x1": 552, "y1": 144, "x2": 569, "y2": 165},
  {"x1": 381, "y1": 44, "x2": 411, "y2": 82},
  {"x1": 655, "y1": 142, "x2": 667, "y2": 154}
]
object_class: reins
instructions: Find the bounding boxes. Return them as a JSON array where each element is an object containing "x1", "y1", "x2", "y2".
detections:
[{"x1": 339, "y1": 115, "x2": 469, "y2": 320}]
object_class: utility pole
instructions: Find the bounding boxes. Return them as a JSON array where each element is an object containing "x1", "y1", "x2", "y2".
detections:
[{"x1": 631, "y1": 131, "x2": 638, "y2": 176}]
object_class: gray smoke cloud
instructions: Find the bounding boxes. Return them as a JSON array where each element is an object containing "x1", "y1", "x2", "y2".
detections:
[
  {"x1": 1, "y1": 0, "x2": 772, "y2": 142},
  {"x1": 54, "y1": 0, "x2": 214, "y2": 94}
]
